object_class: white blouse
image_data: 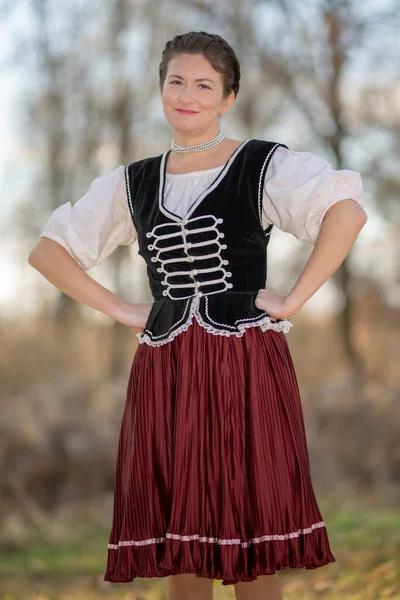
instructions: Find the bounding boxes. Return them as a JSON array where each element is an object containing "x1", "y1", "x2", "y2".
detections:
[{"x1": 39, "y1": 146, "x2": 365, "y2": 271}]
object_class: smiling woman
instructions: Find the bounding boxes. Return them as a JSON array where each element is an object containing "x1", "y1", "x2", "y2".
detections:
[
  {"x1": 160, "y1": 53, "x2": 236, "y2": 157},
  {"x1": 29, "y1": 30, "x2": 367, "y2": 600}
]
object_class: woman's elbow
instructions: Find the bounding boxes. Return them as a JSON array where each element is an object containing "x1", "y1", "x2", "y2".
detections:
[
  {"x1": 28, "y1": 237, "x2": 52, "y2": 269},
  {"x1": 327, "y1": 198, "x2": 368, "y2": 229},
  {"x1": 28, "y1": 244, "x2": 41, "y2": 268},
  {"x1": 355, "y1": 205, "x2": 368, "y2": 230},
  {"x1": 345, "y1": 204, "x2": 368, "y2": 238},
  {"x1": 343, "y1": 197, "x2": 368, "y2": 224}
]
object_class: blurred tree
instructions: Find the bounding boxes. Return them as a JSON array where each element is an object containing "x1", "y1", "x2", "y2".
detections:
[
  {"x1": 3, "y1": 0, "x2": 399, "y2": 381},
  {"x1": 173, "y1": 0, "x2": 399, "y2": 382},
  {"x1": 28, "y1": 0, "x2": 79, "y2": 326}
]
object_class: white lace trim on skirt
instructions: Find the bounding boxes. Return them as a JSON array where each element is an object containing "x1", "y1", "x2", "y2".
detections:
[{"x1": 108, "y1": 520, "x2": 326, "y2": 549}]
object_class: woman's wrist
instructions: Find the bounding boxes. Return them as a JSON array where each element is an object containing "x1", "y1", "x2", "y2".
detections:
[
  {"x1": 283, "y1": 292, "x2": 304, "y2": 318},
  {"x1": 108, "y1": 297, "x2": 133, "y2": 321}
]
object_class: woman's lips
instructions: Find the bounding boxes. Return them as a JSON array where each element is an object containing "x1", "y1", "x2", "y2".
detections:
[{"x1": 175, "y1": 109, "x2": 199, "y2": 114}]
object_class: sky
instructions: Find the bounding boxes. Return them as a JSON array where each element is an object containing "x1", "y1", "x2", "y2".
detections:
[{"x1": 0, "y1": 4, "x2": 393, "y2": 320}]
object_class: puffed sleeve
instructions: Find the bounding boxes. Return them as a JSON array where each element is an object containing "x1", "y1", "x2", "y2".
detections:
[
  {"x1": 39, "y1": 165, "x2": 137, "y2": 270},
  {"x1": 262, "y1": 147, "x2": 365, "y2": 244}
]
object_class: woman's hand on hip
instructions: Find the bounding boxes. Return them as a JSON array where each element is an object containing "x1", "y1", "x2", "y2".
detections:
[
  {"x1": 255, "y1": 287, "x2": 294, "y2": 321},
  {"x1": 115, "y1": 301, "x2": 155, "y2": 331}
]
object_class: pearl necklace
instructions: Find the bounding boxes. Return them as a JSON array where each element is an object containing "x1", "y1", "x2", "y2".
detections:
[{"x1": 171, "y1": 129, "x2": 225, "y2": 153}]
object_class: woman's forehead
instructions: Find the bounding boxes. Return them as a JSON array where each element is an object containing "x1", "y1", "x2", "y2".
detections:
[{"x1": 166, "y1": 54, "x2": 220, "y2": 80}]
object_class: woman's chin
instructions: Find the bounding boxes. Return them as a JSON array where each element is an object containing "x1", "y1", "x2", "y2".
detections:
[{"x1": 171, "y1": 121, "x2": 201, "y2": 134}]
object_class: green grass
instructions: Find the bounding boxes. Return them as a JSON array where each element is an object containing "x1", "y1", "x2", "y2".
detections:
[{"x1": 1, "y1": 503, "x2": 399, "y2": 599}]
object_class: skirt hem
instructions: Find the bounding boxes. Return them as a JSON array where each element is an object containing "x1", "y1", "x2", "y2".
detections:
[
  {"x1": 104, "y1": 528, "x2": 336, "y2": 586},
  {"x1": 104, "y1": 557, "x2": 336, "y2": 587}
]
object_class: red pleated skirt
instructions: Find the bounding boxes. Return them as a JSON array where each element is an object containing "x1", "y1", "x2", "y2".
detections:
[{"x1": 104, "y1": 319, "x2": 335, "y2": 586}]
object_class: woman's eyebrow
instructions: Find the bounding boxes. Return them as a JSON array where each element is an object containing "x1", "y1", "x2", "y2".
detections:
[{"x1": 168, "y1": 74, "x2": 215, "y2": 84}]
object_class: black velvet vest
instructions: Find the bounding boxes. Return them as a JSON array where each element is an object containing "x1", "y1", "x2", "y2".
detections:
[{"x1": 125, "y1": 138, "x2": 292, "y2": 346}]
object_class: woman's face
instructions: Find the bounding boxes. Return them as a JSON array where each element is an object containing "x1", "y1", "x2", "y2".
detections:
[{"x1": 160, "y1": 53, "x2": 235, "y2": 135}]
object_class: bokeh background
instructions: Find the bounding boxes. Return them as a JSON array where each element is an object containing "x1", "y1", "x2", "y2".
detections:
[{"x1": 1, "y1": 0, "x2": 399, "y2": 599}]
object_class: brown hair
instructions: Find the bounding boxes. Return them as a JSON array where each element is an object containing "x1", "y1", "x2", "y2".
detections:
[{"x1": 159, "y1": 31, "x2": 241, "y2": 98}]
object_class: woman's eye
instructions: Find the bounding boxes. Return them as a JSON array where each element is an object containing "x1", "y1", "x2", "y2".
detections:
[{"x1": 169, "y1": 80, "x2": 210, "y2": 90}]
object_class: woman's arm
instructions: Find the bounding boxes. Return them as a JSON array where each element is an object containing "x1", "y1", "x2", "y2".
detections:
[
  {"x1": 28, "y1": 237, "x2": 152, "y2": 329},
  {"x1": 255, "y1": 198, "x2": 368, "y2": 319}
]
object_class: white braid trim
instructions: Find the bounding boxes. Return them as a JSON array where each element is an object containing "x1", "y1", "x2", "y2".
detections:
[
  {"x1": 137, "y1": 296, "x2": 200, "y2": 347},
  {"x1": 137, "y1": 296, "x2": 292, "y2": 347},
  {"x1": 108, "y1": 520, "x2": 326, "y2": 549},
  {"x1": 257, "y1": 142, "x2": 281, "y2": 227},
  {"x1": 194, "y1": 308, "x2": 292, "y2": 337}
]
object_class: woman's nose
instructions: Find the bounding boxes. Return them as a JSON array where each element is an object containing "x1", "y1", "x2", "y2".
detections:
[{"x1": 178, "y1": 86, "x2": 194, "y2": 102}]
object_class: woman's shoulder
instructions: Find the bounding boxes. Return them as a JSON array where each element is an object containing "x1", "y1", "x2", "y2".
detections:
[
  {"x1": 245, "y1": 138, "x2": 289, "y2": 153},
  {"x1": 126, "y1": 152, "x2": 164, "y2": 170},
  {"x1": 238, "y1": 139, "x2": 289, "y2": 179}
]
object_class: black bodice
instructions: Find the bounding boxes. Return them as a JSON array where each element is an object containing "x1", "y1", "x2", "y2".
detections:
[{"x1": 125, "y1": 138, "x2": 292, "y2": 346}]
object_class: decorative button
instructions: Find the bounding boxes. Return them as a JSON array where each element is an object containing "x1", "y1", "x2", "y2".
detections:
[
  {"x1": 219, "y1": 233, "x2": 225, "y2": 238},
  {"x1": 217, "y1": 218, "x2": 223, "y2": 224},
  {"x1": 196, "y1": 291, "x2": 203, "y2": 297},
  {"x1": 157, "y1": 268, "x2": 163, "y2": 273},
  {"x1": 148, "y1": 244, "x2": 154, "y2": 250},
  {"x1": 190, "y1": 269, "x2": 198, "y2": 276},
  {"x1": 194, "y1": 281, "x2": 200, "y2": 288},
  {"x1": 146, "y1": 232, "x2": 152, "y2": 238},
  {"x1": 151, "y1": 257, "x2": 157, "y2": 262},
  {"x1": 185, "y1": 242, "x2": 192, "y2": 249},
  {"x1": 188, "y1": 256, "x2": 195, "y2": 262},
  {"x1": 226, "y1": 272, "x2": 232, "y2": 277},
  {"x1": 222, "y1": 260, "x2": 229, "y2": 265},
  {"x1": 184, "y1": 229, "x2": 190, "y2": 235},
  {"x1": 221, "y1": 244, "x2": 227, "y2": 249},
  {"x1": 227, "y1": 283, "x2": 233, "y2": 288}
]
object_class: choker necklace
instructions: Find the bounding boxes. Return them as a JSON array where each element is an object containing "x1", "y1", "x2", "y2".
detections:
[{"x1": 171, "y1": 129, "x2": 225, "y2": 153}]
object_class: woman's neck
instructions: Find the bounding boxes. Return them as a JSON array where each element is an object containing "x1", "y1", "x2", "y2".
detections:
[
  {"x1": 166, "y1": 138, "x2": 244, "y2": 175},
  {"x1": 171, "y1": 127, "x2": 221, "y2": 149}
]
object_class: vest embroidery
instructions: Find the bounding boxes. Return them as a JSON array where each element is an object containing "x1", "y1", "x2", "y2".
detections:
[{"x1": 146, "y1": 215, "x2": 232, "y2": 301}]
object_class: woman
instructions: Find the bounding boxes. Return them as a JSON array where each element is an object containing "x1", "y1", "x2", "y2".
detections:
[{"x1": 29, "y1": 31, "x2": 367, "y2": 600}]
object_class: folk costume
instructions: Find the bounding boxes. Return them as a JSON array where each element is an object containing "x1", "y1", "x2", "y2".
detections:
[{"x1": 40, "y1": 138, "x2": 364, "y2": 585}]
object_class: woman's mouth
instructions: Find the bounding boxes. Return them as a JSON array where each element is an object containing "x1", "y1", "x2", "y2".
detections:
[{"x1": 175, "y1": 109, "x2": 199, "y2": 114}]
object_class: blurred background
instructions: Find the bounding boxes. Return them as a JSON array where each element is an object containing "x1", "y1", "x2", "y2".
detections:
[{"x1": 1, "y1": 0, "x2": 399, "y2": 598}]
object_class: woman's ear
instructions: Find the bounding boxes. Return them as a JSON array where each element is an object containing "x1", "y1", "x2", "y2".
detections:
[{"x1": 220, "y1": 91, "x2": 236, "y2": 115}]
